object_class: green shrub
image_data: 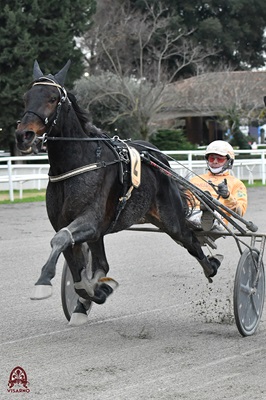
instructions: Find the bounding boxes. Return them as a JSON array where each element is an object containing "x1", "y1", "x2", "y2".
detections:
[
  {"x1": 150, "y1": 129, "x2": 197, "y2": 151},
  {"x1": 230, "y1": 131, "x2": 251, "y2": 149}
]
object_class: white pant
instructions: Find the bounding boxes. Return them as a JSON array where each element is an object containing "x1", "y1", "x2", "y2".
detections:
[{"x1": 188, "y1": 210, "x2": 226, "y2": 231}]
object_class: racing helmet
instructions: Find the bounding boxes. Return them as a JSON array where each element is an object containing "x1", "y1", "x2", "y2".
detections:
[{"x1": 205, "y1": 140, "x2": 235, "y2": 174}]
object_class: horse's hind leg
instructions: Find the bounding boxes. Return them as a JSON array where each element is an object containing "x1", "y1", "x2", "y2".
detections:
[
  {"x1": 173, "y1": 227, "x2": 222, "y2": 282},
  {"x1": 156, "y1": 190, "x2": 221, "y2": 281}
]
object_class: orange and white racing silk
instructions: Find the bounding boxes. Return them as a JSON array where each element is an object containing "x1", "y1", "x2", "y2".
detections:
[{"x1": 189, "y1": 170, "x2": 247, "y2": 219}]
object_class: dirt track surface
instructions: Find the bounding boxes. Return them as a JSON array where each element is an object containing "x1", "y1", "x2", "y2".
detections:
[{"x1": 0, "y1": 187, "x2": 266, "y2": 400}]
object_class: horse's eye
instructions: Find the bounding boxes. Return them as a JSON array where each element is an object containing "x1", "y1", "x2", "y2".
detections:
[{"x1": 49, "y1": 97, "x2": 57, "y2": 104}]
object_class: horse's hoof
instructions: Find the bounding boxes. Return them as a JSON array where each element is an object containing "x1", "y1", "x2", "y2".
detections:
[
  {"x1": 213, "y1": 254, "x2": 224, "y2": 264},
  {"x1": 92, "y1": 277, "x2": 119, "y2": 304},
  {"x1": 69, "y1": 312, "x2": 88, "y2": 327},
  {"x1": 30, "y1": 285, "x2": 53, "y2": 300},
  {"x1": 207, "y1": 254, "x2": 224, "y2": 277},
  {"x1": 98, "y1": 277, "x2": 119, "y2": 291}
]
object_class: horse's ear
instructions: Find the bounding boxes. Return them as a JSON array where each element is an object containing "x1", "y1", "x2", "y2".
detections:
[
  {"x1": 264, "y1": 96, "x2": 266, "y2": 107},
  {"x1": 54, "y1": 60, "x2": 71, "y2": 87},
  {"x1": 33, "y1": 60, "x2": 44, "y2": 80}
]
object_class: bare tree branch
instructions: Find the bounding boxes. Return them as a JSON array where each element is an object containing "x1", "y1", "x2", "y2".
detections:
[{"x1": 76, "y1": 0, "x2": 217, "y2": 140}]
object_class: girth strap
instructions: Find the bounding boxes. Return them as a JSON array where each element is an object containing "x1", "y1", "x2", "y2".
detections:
[
  {"x1": 104, "y1": 185, "x2": 134, "y2": 235},
  {"x1": 49, "y1": 160, "x2": 120, "y2": 182}
]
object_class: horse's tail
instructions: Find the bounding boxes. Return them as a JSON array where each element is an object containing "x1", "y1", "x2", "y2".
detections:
[{"x1": 178, "y1": 183, "x2": 196, "y2": 218}]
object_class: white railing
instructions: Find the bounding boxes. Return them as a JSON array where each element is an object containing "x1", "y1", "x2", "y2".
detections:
[
  {"x1": 0, "y1": 155, "x2": 49, "y2": 201},
  {"x1": 0, "y1": 149, "x2": 266, "y2": 201},
  {"x1": 164, "y1": 149, "x2": 266, "y2": 184}
]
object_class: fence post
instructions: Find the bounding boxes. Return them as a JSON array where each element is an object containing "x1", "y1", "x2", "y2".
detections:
[
  {"x1": 188, "y1": 152, "x2": 192, "y2": 171},
  {"x1": 262, "y1": 151, "x2": 266, "y2": 185},
  {"x1": 7, "y1": 159, "x2": 14, "y2": 201}
]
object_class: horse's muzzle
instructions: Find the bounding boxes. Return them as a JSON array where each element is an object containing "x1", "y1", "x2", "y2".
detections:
[{"x1": 15, "y1": 130, "x2": 37, "y2": 154}]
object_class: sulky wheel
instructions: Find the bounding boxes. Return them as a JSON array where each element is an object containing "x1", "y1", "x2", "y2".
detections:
[
  {"x1": 61, "y1": 244, "x2": 93, "y2": 321},
  {"x1": 234, "y1": 248, "x2": 265, "y2": 337}
]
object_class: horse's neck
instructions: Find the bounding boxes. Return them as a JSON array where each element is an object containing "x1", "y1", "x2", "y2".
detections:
[
  {"x1": 47, "y1": 106, "x2": 112, "y2": 174},
  {"x1": 47, "y1": 123, "x2": 97, "y2": 173},
  {"x1": 58, "y1": 109, "x2": 87, "y2": 138}
]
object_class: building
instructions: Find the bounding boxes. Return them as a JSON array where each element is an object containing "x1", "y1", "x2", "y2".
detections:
[{"x1": 153, "y1": 71, "x2": 266, "y2": 144}]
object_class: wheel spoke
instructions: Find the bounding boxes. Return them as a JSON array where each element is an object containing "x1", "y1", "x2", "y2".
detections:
[{"x1": 240, "y1": 280, "x2": 252, "y2": 295}]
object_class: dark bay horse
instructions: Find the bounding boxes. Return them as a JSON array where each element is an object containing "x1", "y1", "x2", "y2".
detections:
[{"x1": 15, "y1": 61, "x2": 221, "y2": 326}]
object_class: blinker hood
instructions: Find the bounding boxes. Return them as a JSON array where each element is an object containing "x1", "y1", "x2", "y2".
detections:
[{"x1": 33, "y1": 60, "x2": 71, "y2": 87}]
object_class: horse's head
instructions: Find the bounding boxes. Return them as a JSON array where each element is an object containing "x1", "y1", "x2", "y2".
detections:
[{"x1": 15, "y1": 60, "x2": 71, "y2": 154}]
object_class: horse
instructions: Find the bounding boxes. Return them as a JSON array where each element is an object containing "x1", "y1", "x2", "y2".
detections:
[{"x1": 15, "y1": 60, "x2": 221, "y2": 326}]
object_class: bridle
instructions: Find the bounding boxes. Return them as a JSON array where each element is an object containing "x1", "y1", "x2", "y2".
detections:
[
  {"x1": 21, "y1": 78, "x2": 71, "y2": 137},
  {"x1": 17, "y1": 78, "x2": 74, "y2": 153}
]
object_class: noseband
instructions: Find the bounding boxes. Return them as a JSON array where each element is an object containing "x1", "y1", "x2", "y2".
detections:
[{"x1": 21, "y1": 110, "x2": 49, "y2": 126}]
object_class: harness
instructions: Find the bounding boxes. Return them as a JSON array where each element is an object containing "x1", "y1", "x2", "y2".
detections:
[
  {"x1": 22, "y1": 77, "x2": 143, "y2": 234},
  {"x1": 44, "y1": 133, "x2": 141, "y2": 234}
]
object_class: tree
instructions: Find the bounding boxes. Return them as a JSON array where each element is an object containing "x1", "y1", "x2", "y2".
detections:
[
  {"x1": 78, "y1": 0, "x2": 266, "y2": 142},
  {"x1": 81, "y1": 0, "x2": 266, "y2": 78},
  {"x1": 131, "y1": 0, "x2": 266, "y2": 71},
  {"x1": 0, "y1": 0, "x2": 96, "y2": 153},
  {"x1": 76, "y1": 0, "x2": 216, "y2": 141},
  {"x1": 83, "y1": 0, "x2": 215, "y2": 81},
  {"x1": 75, "y1": 72, "x2": 166, "y2": 139}
]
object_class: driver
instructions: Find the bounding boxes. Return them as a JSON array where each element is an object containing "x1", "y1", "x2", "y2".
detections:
[{"x1": 188, "y1": 140, "x2": 247, "y2": 231}]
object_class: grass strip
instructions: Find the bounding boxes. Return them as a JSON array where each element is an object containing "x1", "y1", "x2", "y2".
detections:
[{"x1": 0, "y1": 180, "x2": 264, "y2": 204}]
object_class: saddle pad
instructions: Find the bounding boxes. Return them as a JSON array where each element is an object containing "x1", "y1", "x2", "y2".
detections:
[{"x1": 128, "y1": 146, "x2": 141, "y2": 188}]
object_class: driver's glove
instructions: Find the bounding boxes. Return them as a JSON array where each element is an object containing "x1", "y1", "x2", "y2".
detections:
[{"x1": 217, "y1": 181, "x2": 230, "y2": 199}]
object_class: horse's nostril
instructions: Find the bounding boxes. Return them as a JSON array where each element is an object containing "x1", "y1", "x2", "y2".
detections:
[
  {"x1": 16, "y1": 130, "x2": 36, "y2": 144},
  {"x1": 25, "y1": 131, "x2": 35, "y2": 140},
  {"x1": 15, "y1": 129, "x2": 37, "y2": 154}
]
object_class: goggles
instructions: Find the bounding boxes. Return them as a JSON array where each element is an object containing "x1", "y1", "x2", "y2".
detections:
[{"x1": 207, "y1": 154, "x2": 228, "y2": 163}]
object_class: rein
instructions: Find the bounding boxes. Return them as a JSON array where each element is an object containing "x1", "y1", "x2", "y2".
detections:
[
  {"x1": 141, "y1": 151, "x2": 257, "y2": 235},
  {"x1": 44, "y1": 136, "x2": 113, "y2": 142}
]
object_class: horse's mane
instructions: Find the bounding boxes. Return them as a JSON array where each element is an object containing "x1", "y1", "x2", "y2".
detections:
[
  {"x1": 67, "y1": 92, "x2": 90, "y2": 131},
  {"x1": 67, "y1": 92, "x2": 109, "y2": 138}
]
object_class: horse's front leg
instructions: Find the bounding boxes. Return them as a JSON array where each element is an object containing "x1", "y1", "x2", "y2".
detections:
[
  {"x1": 68, "y1": 238, "x2": 118, "y2": 326},
  {"x1": 73, "y1": 237, "x2": 118, "y2": 305},
  {"x1": 31, "y1": 219, "x2": 118, "y2": 304},
  {"x1": 31, "y1": 227, "x2": 75, "y2": 300},
  {"x1": 31, "y1": 216, "x2": 99, "y2": 300}
]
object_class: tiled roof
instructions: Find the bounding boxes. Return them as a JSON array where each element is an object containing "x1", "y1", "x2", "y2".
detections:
[{"x1": 156, "y1": 71, "x2": 266, "y2": 119}]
